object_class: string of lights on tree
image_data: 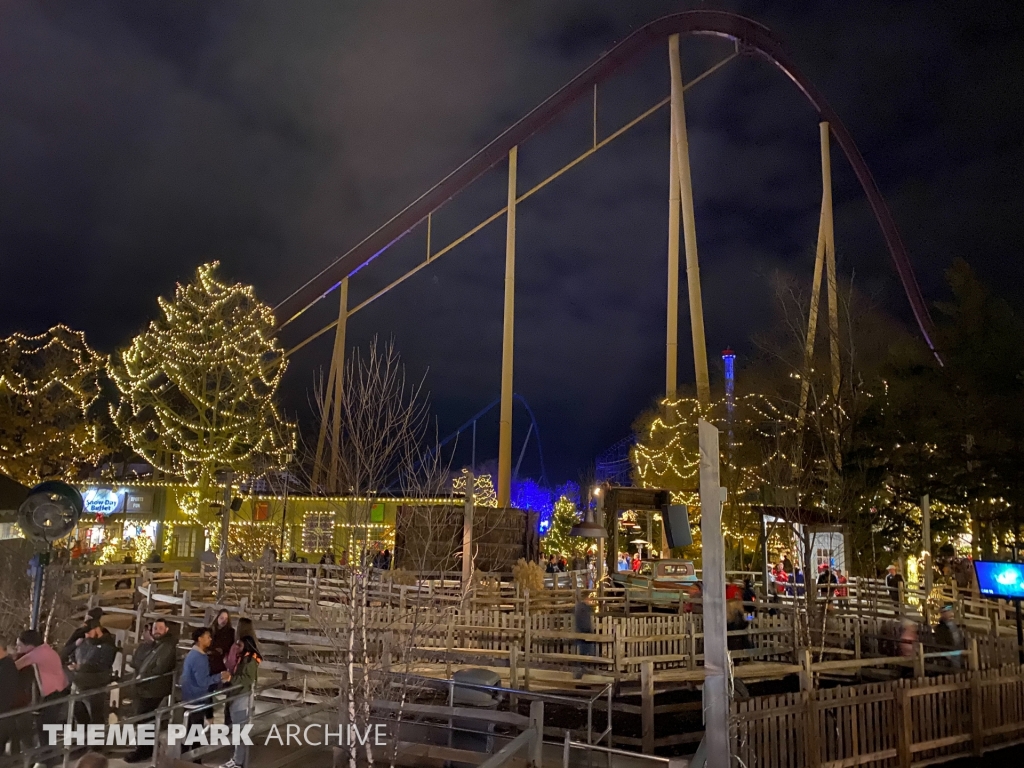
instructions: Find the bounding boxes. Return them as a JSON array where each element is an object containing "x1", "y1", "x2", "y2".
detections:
[
  {"x1": 451, "y1": 473, "x2": 498, "y2": 508},
  {"x1": 109, "y1": 262, "x2": 294, "y2": 519},
  {"x1": 0, "y1": 325, "x2": 108, "y2": 484},
  {"x1": 632, "y1": 394, "x2": 801, "y2": 550}
]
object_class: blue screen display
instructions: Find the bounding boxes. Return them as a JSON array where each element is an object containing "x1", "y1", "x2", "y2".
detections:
[{"x1": 974, "y1": 561, "x2": 1024, "y2": 600}]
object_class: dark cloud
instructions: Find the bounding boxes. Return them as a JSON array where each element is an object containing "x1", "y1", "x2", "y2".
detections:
[{"x1": 1, "y1": 0, "x2": 1021, "y2": 482}]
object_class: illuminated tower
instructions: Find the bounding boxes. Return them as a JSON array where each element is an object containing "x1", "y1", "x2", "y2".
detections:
[{"x1": 722, "y1": 348, "x2": 736, "y2": 447}]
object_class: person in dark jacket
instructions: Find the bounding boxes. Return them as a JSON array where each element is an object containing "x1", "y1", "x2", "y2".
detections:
[
  {"x1": 71, "y1": 623, "x2": 117, "y2": 724},
  {"x1": 123, "y1": 619, "x2": 178, "y2": 763},
  {"x1": 208, "y1": 609, "x2": 235, "y2": 725},
  {"x1": 934, "y1": 604, "x2": 965, "y2": 669},
  {"x1": 0, "y1": 635, "x2": 20, "y2": 756},
  {"x1": 61, "y1": 607, "x2": 104, "y2": 665},
  {"x1": 208, "y1": 610, "x2": 235, "y2": 675},
  {"x1": 886, "y1": 564, "x2": 905, "y2": 605}
]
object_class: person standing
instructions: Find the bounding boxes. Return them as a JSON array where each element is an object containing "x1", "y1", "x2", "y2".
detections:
[
  {"x1": 773, "y1": 562, "x2": 789, "y2": 597},
  {"x1": 15, "y1": 629, "x2": 70, "y2": 757},
  {"x1": 70, "y1": 622, "x2": 117, "y2": 724},
  {"x1": 181, "y1": 628, "x2": 230, "y2": 756},
  {"x1": 208, "y1": 610, "x2": 235, "y2": 725},
  {"x1": 934, "y1": 603, "x2": 965, "y2": 669},
  {"x1": 220, "y1": 621, "x2": 261, "y2": 768},
  {"x1": 124, "y1": 618, "x2": 178, "y2": 762},
  {"x1": 60, "y1": 607, "x2": 105, "y2": 665},
  {"x1": 886, "y1": 564, "x2": 905, "y2": 605},
  {"x1": 571, "y1": 599, "x2": 595, "y2": 680}
]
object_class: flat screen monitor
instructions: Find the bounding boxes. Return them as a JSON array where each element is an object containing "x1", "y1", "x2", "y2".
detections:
[{"x1": 973, "y1": 560, "x2": 1024, "y2": 600}]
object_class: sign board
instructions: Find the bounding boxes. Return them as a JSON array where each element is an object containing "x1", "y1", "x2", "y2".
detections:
[
  {"x1": 124, "y1": 490, "x2": 153, "y2": 514},
  {"x1": 82, "y1": 488, "x2": 124, "y2": 515}
]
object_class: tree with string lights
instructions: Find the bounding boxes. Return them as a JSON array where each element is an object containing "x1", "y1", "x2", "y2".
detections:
[
  {"x1": 110, "y1": 262, "x2": 293, "y2": 518},
  {"x1": 542, "y1": 494, "x2": 590, "y2": 560},
  {"x1": 0, "y1": 325, "x2": 110, "y2": 484}
]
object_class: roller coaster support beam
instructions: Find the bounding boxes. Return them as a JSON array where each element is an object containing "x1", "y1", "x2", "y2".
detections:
[
  {"x1": 666, "y1": 46, "x2": 681, "y2": 400},
  {"x1": 669, "y1": 34, "x2": 711, "y2": 406},
  {"x1": 797, "y1": 126, "x2": 829, "y2": 457},
  {"x1": 274, "y1": 12, "x2": 939, "y2": 365},
  {"x1": 820, "y1": 123, "x2": 842, "y2": 468},
  {"x1": 313, "y1": 277, "x2": 349, "y2": 492},
  {"x1": 498, "y1": 147, "x2": 518, "y2": 508}
]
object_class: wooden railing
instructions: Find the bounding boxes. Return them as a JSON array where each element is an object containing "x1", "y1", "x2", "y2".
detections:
[{"x1": 733, "y1": 664, "x2": 1024, "y2": 768}]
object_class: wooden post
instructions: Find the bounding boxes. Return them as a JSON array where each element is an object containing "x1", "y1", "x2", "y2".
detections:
[
  {"x1": 803, "y1": 688, "x2": 821, "y2": 768},
  {"x1": 969, "y1": 637, "x2": 984, "y2": 755},
  {"x1": 641, "y1": 660, "x2": 655, "y2": 753},
  {"x1": 510, "y1": 641, "x2": 520, "y2": 698},
  {"x1": 173, "y1": 569, "x2": 181, "y2": 595},
  {"x1": 181, "y1": 591, "x2": 191, "y2": 622},
  {"x1": 312, "y1": 565, "x2": 322, "y2": 616},
  {"x1": 445, "y1": 609, "x2": 455, "y2": 679},
  {"x1": 914, "y1": 642, "x2": 925, "y2": 679},
  {"x1": 133, "y1": 603, "x2": 145, "y2": 645},
  {"x1": 382, "y1": 631, "x2": 392, "y2": 674},
  {"x1": 800, "y1": 648, "x2": 814, "y2": 693},
  {"x1": 529, "y1": 700, "x2": 544, "y2": 768},
  {"x1": 897, "y1": 687, "x2": 913, "y2": 768},
  {"x1": 524, "y1": 591, "x2": 532, "y2": 691},
  {"x1": 613, "y1": 626, "x2": 624, "y2": 682},
  {"x1": 687, "y1": 616, "x2": 697, "y2": 670}
]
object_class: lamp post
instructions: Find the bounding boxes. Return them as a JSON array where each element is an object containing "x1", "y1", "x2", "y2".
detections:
[{"x1": 572, "y1": 487, "x2": 607, "y2": 585}]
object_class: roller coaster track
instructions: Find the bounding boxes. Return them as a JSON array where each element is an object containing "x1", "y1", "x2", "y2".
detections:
[{"x1": 275, "y1": 10, "x2": 938, "y2": 356}]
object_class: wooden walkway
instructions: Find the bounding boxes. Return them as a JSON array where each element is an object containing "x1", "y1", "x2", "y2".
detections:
[{"x1": 68, "y1": 563, "x2": 1024, "y2": 767}]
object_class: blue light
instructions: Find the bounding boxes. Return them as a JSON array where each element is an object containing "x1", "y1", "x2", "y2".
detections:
[{"x1": 511, "y1": 479, "x2": 555, "y2": 532}]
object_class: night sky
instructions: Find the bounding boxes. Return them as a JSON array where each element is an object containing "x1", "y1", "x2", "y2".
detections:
[{"x1": 2, "y1": 1, "x2": 1022, "y2": 484}]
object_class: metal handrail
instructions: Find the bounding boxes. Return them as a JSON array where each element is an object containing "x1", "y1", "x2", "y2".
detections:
[
  {"x1": 389, "y1": 670, "x2": 613, "y2": 747},
  {"x1": 0, "y1": 671, "x2": 173, "y2": 724}
]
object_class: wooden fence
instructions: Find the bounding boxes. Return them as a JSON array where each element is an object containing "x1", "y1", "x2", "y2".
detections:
[{"x1": 733, "y1": 664, "x2": 1024, "y2": 768}]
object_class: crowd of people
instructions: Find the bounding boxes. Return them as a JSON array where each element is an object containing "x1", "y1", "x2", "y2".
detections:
[{"x1": 0, "y1": 607, "x2": 263, "y2": 768}]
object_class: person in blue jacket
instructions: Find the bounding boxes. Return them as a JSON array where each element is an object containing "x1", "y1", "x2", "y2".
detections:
[{"x1": 181, "y1": 627, "x2": 230, "y2": 753}]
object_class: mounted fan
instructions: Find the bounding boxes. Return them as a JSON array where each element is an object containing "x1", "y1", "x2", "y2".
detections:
[{"x1": 18, "y1": 480, "x2": 84, "y2": 543}]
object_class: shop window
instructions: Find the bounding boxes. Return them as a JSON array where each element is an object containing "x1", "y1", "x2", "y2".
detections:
[{"x1": 303, "y1": 513, "x2": 335, "y2": 552}]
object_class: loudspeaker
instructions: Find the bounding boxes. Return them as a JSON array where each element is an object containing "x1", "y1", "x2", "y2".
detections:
[
  {"x1": 230, "y1": 497, "x2": 243, "y2": 512},
  {"x1": 663, "y1": 504, "x2": 692, "y2": 549}
]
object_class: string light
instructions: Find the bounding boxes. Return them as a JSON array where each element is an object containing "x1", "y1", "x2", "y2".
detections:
[
  {"x1": 452, "y1": 473, "x2": 498, "y2": 507},
  {"x1": 0, "y1": 325, "x2": 107, "y2": 484},
  {"x1": 633, "y1": 394, "x2": 800, "y2": 549},
  {"x1": 541, "y1": 495, "x2": 590, "y2": 558},
  {"x1": 109, "y1": 262, "x2": 294, "y2": 511}
]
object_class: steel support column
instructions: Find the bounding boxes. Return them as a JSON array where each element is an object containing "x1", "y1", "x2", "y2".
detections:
[
  {"x1": 669, "y1": 34, "x2": 711, "y2": 405},
  {"x1": 666, "y1": 64, "x2": 681, "y2": 400},
  {"x1": 325, "y1": 278, "x2": 349, "y2": 493},
  {"x1": 463, "y1": 470, "x2": 475, "y2": 586},
  {"x1": 497, "y1": 147, "x2": 518, "y2": 508}
]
